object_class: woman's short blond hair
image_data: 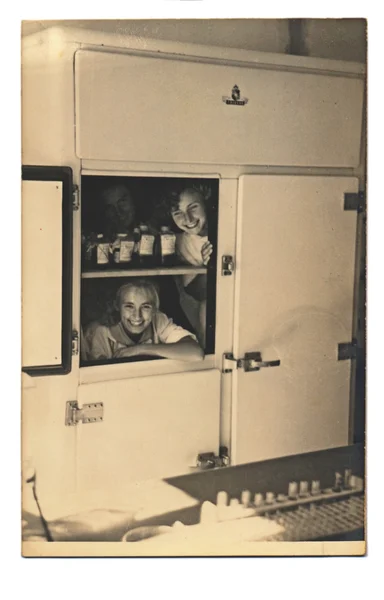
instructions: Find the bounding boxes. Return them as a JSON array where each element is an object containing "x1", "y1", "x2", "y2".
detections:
[{"x1": 116, "y1": 279, "x2": 160, "y2": 311}]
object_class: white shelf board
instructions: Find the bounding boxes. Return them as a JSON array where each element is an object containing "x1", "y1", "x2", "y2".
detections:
[{"x1": 82, "y1": 266, "x2": 207, "y2": 279}]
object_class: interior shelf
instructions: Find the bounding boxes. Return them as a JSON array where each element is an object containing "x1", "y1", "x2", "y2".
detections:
[{"x1": 81, "y1": 266, "x2": 207, "y2": 279}]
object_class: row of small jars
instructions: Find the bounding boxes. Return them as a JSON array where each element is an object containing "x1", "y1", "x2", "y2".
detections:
[{"x1": 82, "y1": 224, "x2": 177, "y2": 269}]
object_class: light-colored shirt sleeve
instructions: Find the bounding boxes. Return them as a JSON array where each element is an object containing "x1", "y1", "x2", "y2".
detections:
[
  {"x1": 87, "y1": 325, "x2": 114, "y2": 360},
  {"x1": 155, "y1": 312, "x2": 197, "y2": 344}
]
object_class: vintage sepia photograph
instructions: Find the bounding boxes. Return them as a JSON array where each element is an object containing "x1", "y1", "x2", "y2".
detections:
[{"x1": 21, "y1": 17, "x2": 367, "y2": 557}]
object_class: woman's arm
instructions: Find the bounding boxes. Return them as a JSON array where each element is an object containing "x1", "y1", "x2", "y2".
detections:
[
  {"x1": 113, "y1": 337, "x2": 204, "y2": 362},
  {"x1": 179, "y1": 241, "x2": 212, "y2": 289}
]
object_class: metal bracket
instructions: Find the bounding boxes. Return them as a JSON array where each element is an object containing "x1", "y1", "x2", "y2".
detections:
[
  {"x1": 65, "y1": 401, "x2": 104, "y2": 426},
  {"x1": 222, "y1": 255, "x2": 234, "y2": 276},
  {"x1": 338, "y1": 339, "x2": 358, "y2": 361},
  {"x1": 72, "y1": 185, "x2": 80, "y2": 210},
  {"x1": 344, "y1": 191, "x2": 365, "y2": 213},
  {"x1": 72, "y1": 330, "x2": 79, "y2": 356},
  {"x1": 196, "y1": 446, "x2": 230, "y2": 470},
  {"x1": 222, "y1": 353, "x2": 236, "y2": 373}
]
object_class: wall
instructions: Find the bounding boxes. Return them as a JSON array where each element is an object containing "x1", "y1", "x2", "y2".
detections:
[
  {"x1": 304, "y1": 19, "x2": 366, "y2": 63},
  {"x1": 21, "y1": 19, "x2": 367, "y2": 63}
]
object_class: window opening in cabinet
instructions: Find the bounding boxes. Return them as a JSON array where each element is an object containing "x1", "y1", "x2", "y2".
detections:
[{"x1": 80, "y1": 175, "x2": 218, "y2": 366}]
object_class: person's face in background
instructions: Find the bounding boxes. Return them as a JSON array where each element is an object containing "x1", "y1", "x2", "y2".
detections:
[
  {"x1": 119, "y1": 287, "x2": 154, "y2": 337},
  {"x1": 171, "y1": 190, "x2": 207, "y2": 236},
  {"x1": 104, "y1": 185, "x2": 136, "y2": 229}
]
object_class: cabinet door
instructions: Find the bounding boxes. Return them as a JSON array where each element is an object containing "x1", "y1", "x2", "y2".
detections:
[
  {"x1": 76, "y1": 369, "x2": 221, "y2": 492},
  {"x1": 231, "y1": 176, "x2": 358, "y2": 465},
  {"x1": 22, "y1": 166, "x2": 73, "y2": 376},
  {"x1": 75, "y1": 50, "x2": 363, "y2": 168}
]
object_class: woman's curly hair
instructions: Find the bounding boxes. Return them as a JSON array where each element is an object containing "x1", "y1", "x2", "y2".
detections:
[{"x1": 160, "y1": 183, "x2": 212, "y2": 217}]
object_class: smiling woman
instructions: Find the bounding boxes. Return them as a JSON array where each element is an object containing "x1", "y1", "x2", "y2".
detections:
[
  {"x1": 84, "y1": 279, "x2": 204, "y2": 363},
  {"x1": 165, "y1": 186, "x2": 213, "y2": 347}
]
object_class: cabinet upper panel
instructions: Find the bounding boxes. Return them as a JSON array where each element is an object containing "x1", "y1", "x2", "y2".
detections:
[{"x1": 75, "y1": 50, "x2": 364, "y2": 168}]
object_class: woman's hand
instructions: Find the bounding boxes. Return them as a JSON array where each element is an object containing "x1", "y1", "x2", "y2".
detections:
[{"x1": 201, "y1": 241, "x2": 213, "y2": 266}]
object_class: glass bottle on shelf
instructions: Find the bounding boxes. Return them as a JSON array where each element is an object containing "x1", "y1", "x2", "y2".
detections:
[
  {"x1": 82, "y1": 233, "x2": 97, "y2": 270},
  {"x1": 111, "y1": 235, "x2": 121, "y2": 265},
  {"x1": 96, "y1": 233, "x2": 110, "y2": 268},
  {"x1": 137, "y1": 224, "x2": 155, "y2": 266},
  {"x1": 132, "y1": 227, "x2": 141, "y2": 266},
  {"x1": 118, "y1": 232, "x2": 135, "y2": 266},
  {"x1": 158, "y1": 226, "x2": 176, "y2": 266}
]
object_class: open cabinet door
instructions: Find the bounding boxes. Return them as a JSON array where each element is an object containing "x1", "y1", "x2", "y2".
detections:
[
  {"x1": 231, "y1": 175, "x2": 359, "y2": 465},
  {"x1": 22, "y1": 166, "x2": 73, "y2": 375}
]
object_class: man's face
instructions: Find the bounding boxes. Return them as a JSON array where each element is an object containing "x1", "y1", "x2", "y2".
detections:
[
  {"x1": 105, "y1": 186, "x2": 135, "y2": 227},
  {"x1": 171, "y1": 191, "x2": 207, "y2": 236},
  {"x1": 119, "y1": 288, "x2": 154, "y2": 336}
]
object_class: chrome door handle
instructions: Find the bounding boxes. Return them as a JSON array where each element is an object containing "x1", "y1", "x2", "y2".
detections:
[{"x1": 238, "y1": 352, "x2": 281, "y2": 373}]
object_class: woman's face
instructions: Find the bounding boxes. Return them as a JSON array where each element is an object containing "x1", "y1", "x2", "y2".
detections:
[
  {"x1": 171, "y1": 191, "x2": 207, "y2": 236},
  {"x1": 119, "y1": 288, "x2": 154, "y2": 336},
  {"x1": 105, "y1": 186, "x2": 135, "y2": 228}
]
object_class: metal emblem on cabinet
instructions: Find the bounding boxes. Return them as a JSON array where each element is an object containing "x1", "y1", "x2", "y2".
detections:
[{"x1": 222, "y1": 85, "x2": 248, "y2": 106}]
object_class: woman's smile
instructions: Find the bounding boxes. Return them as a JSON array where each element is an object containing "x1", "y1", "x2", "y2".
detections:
[
  {"x1": 171, "y1": 191, "x2": 207, "y2": 236},
  {"x1": 185, "y1": 219, "x2": 200, "y2": 230}
]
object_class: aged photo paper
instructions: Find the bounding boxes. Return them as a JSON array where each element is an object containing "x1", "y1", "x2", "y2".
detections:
[{"x1": 21, "y1": 16, "x2": 366, "y2": 558}]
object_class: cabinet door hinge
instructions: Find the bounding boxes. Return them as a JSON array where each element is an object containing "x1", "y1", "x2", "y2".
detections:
[
  {"x1": 72, "y1": 185, "x2": 80, "y2": 210},
  {"x1": 65, "y1": 401, "x2": 104, "y2": 426},
  {"x1": 72, "y1": 330, "x2": 79, "y2": 356},
  {"x1": 222, "y1": 255, "x2": 235, "y2": 276},
  {"x1": 222, "y1": 353, "x2": 237, "y2": 373},
  {"x1": 195, "y1": 446, "x2": 230, "y2": 469},
  {"x1": 338, "y1": 339, "x2": 358, "y2": 361},
  {"x1": 344, "y1": 191, "x2": 365, "y2": 213}
]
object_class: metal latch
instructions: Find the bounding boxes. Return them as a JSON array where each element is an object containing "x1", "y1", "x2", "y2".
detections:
[
  {"x1": 196, "y1": 446, "x2": 230, "y2": 470},
  {"x1": 223, "y1": 352, "x2": 281, "y2": 373},
  {"x1": 72, "y1": 330, "x2": 79, "y2": 356},
  {"x1": 338, "y1": 340, "x2": 358, "y2": 361},
  {"x1": 65, "y1": 401, "x2": 104, "y2": 426},
  {"x1": 344, "y1": 191, "x2": 365, "y2": 213},
  {"x1": 72, "y1": 185, "x2": 80, "y2": 210},
  {"x1": 222, "y1": 255, "x2": 234, "y2": 276}
]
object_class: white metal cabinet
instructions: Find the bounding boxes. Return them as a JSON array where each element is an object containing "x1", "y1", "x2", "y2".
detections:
[
  {"x1": 75, "y1": 49, "x2": 364, "y2": 168},
  {"x1": 230, "y1": 175, "x2": 359, "y2": 465},
  {"x1": 21, "y1": 28, "x2": 365, "y2": 515}
]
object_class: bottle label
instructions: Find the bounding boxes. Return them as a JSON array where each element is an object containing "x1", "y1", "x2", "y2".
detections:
[
  {"x1": 139, "y1": 234, "x2": 155, "y2": 256},
  {"x1": 120, "y1": 240, "x2": 134, "y2": 262},
  {"x1": 161, "y1": 234, "x2": 176, "y2": 256},
  {"x1": 97, "y1": 243, "x2": 110, "y2": 264}
]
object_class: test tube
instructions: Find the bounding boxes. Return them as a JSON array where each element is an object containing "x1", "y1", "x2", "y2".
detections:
[
  {"x1": 254, "y1": 493, "x2": 264, "y2": 507},
  {"x1": 241, "y1": 490, "x2": 252, "y2": 507},
  {"x1": 288, "y1": 481, "x2": 298, "y2": 499}
]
